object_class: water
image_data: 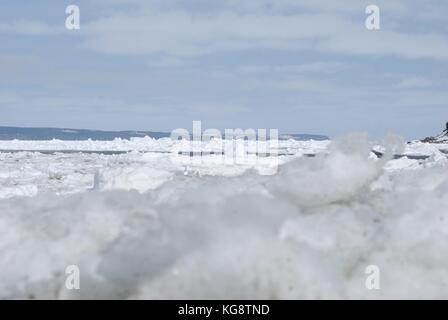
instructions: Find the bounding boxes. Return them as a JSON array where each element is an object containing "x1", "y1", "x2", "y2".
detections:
[{"x1": 0, "y1": 126, "x2": 329, "y2": 141}]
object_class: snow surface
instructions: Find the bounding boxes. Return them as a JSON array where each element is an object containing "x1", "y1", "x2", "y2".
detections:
[
  {"x1": 0, "y1": 138, "x2": 330, "y2": 198},
  {"x1": 1, "y1": 134, "x2": 448, "y2": 299}
]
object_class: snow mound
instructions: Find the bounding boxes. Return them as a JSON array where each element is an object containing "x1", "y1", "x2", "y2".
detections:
[
  {"x1": 0, "y1": 185, "x2": 38, "y2": 199},
  {"x1": 100, "y1": 166, "x2": 174, "y2": 193}
]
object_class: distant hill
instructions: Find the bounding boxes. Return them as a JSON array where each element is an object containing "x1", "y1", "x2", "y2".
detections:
[
  {"x1": 0, "y1": 126, "x2": 329, "y2": 141},
  {"x1": 0, "y1": 127, "x2": 169, "y2": 141}
]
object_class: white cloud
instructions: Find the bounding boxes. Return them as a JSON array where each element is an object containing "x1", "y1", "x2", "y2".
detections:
[
  {"x1": 0, "y1": 20, "x2": 59, "y2": 35},
  {"x1": 244, "y1": 78, "x2": 337, "y2": 94},
  {"x1": 318, "y1": 30, "x2": 448, "y2": 61},
  {"x1": 78, "y1": 9, "x2": 448, "y2": 60},
  {"x1": 0, "y1": 1, "x2": 446, "y2": 61},
  {"x1": 397, "y1": 76, "x2": 433, "y2": 89},
  {"x1": 238, "y1": 62, "x2": 350, "y2": 75},
  {"x1": 147, "y1": 57, "x2": 184, "y2": 67}
]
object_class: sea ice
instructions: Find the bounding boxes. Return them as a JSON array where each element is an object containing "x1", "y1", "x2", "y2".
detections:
[{"x1": 0, "y1": 134, "x2": 447, "y2": 299}]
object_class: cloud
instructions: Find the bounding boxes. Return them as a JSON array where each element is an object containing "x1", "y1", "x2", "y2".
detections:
[
  {"x1": 0, "y1": 1, "x2": 446, "y2": 61},
  {"x1": 318, "y1": 31, "x2": 448, "y2": 61},
  {"x1": 77, "y1": 8, "x2": 448, "y2": 60},
  {"x1": 238, "y1": 62, "x2": 350, "y2": 75},
  {"x1": 147, "y1": 57, "x2": 184, "y2": 67},
  {"x1": 0, "y1": 20, "x2": 59, "y2": 35},
  {"x1": 397, "y1": 76, "x2": 433, "y2": 89},
  {"x1": 242, "y1": 78, "x2": 337, "y2": 94}
]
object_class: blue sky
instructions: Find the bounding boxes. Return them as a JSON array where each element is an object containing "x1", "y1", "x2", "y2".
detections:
[{"x1": 0, "y1": 0, "x2": 447, "y2": 138}]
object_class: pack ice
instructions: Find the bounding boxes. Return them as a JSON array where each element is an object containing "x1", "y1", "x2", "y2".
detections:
[{"x1": 0, "y1": 134, "x2": 448, "y2": 299}]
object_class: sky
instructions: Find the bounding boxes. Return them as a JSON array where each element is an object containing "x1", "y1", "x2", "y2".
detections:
[{"x1": 0, "y1": 0, "x2": 447, "y2": 139}]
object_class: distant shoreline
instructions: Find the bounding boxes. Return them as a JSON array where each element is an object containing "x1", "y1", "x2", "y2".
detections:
[{"x1": 0, "y1": 126, "x2": 329, "y2": 141}]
